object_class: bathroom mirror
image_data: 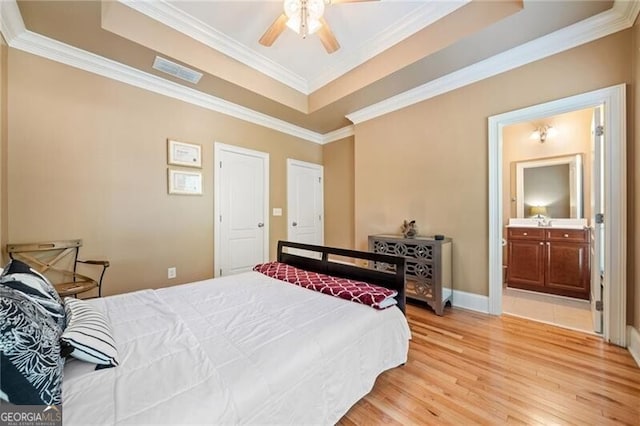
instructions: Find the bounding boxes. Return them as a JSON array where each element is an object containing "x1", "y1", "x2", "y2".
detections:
[{"x1": 515, "y1": 154, "x2": 583, "y2": 219}]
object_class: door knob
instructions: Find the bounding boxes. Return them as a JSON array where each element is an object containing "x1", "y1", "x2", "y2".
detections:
[
  {"x1": 292, "y1": 222, "x2": 298, "y2": 227},
  {"x1": 258, "y1": 222, "x2": 264, "y2": 228}
]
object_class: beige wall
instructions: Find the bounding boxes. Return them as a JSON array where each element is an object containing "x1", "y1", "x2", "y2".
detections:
[
  {"x1": 502, "y1": 108, "x2": 594, "y2": 228},
  {"x1": 632, "y1": 16, "x2": 639, "y2": 332},
  {"x1": 323, "y1": 137, "x2": 354, "y2": 250},
  {"x1": 353, "y1": 30, "x2": 632, "y2": 299},
  {"x1": 0, "y1": 35, "x2": 6, "y2": 259},
  {"x1": 6, "y1": 49, "x2": 322, "y2": 296}
]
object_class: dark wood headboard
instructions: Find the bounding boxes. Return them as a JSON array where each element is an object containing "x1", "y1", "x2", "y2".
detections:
[{"x1": 277, "y1": 240, "x2": 406, "y2": 314}]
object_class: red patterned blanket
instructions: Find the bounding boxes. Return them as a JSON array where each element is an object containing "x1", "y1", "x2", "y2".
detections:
[{"x1": 253, "y1": 262, "x2": 398, "y2": 310}]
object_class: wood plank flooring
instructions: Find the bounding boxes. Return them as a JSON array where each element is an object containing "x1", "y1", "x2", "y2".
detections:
[{"x1": 338, "y1": 303, "x2": 640, "y2": 425}]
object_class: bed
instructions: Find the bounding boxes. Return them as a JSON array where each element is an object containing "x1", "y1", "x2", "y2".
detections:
[{"x1": 1, "y1": 241, "x2": 410, "y2": 424}]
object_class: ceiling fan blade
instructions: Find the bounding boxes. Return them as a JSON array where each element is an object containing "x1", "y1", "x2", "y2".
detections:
[
  {"x1": 259, "y1": 13, "x2": 288, "y2": 47},
  {"x1": 318, "y1": 17, "x2": 340, "y2": 54}
]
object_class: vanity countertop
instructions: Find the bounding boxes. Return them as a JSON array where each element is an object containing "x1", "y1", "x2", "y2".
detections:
[{"x1": 506, "y1": 218, "x2": 588, "y2": 229}]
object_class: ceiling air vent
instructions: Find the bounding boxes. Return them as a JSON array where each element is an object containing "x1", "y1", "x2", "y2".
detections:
[{"x1": 152, "y1": 56, "x2": 203, "y2": 84}]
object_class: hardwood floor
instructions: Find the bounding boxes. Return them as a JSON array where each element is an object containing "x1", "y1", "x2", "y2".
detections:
[{"x1": 338, "y1": 303, "x2": 640, "y2": 425}]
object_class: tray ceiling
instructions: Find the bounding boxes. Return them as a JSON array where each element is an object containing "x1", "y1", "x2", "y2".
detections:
[{"x1": 12, "y1": 0, "x2": 617, "y2": 135}]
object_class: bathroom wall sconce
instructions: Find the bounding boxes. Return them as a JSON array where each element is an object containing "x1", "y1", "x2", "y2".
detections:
[{"x1": 530, "y1": 125, "x2": 557, "y2": 143}]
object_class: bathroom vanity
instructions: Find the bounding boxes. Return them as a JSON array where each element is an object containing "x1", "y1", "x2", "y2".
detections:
[{"x1": 506, "y1": 219, "x2": 590, "y2": 300}]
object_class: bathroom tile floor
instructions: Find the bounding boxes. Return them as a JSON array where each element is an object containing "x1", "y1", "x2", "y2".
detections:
[{"x1": 502, "y1": 287, "x2": 595, "y2": 334}]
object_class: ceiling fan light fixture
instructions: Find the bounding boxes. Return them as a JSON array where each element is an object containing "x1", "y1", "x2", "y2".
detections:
[
  {"x1": 259, "y1": 0, "x2": 341, "y2": 53},
  {"x1": 284, "y1": 0, "x2": 325, "y2": 37}
]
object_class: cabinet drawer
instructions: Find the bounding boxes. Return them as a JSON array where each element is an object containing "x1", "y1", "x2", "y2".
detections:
[
  {"x1": 507, "y1": 228, "x2": 544, "y2": 240},
  {"x1": 546, "y1": 228, "x2": 589, "y2": 243}
]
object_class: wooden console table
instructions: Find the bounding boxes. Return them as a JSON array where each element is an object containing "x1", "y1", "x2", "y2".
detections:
[{"x1": 369, "y1": 234, "x2": 452, "y2": 315}]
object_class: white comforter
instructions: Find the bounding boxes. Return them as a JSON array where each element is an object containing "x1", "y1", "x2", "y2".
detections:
[{"x1": 62, "y1": 271, "x2": 410, "y2": 425}]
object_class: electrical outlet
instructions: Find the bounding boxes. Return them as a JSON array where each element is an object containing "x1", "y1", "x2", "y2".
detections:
[{"x1": 168, "y1": 267, "x2": 176, "y2": 279}]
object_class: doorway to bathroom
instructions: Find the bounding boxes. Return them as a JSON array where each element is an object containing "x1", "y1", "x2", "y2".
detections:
[
  {"x1": 501, "y1": 107, "x2": 597, "y2": 334},
  {"x1": 487, "y1": 85, "x2": 627, "y2": 346}
]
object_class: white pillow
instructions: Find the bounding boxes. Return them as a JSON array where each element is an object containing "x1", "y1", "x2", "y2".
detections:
[
  {"x1": 61, "y1": 298, "x2": 119, "y2": 367},
  {"x1": 377, "y1": 297, "x2": 398, "y2": 309}
]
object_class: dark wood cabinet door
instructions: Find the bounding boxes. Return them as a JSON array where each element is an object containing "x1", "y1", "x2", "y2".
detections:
[
  {"x1": 545, "y1": 241, "x2": 590, "y2": 299},
  {"x1": 507, "y1": 240, "x2": 545, "y2": 289}
]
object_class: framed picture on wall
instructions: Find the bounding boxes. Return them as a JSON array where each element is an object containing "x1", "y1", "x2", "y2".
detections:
[
  {"x1": 168, "y1": 169, "x2": 203, "y2": 195},
  {"x1": 168, "y1": 139, "x2": 202, "y2": 168}
]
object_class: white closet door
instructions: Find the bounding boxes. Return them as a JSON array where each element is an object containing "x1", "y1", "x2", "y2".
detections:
[{"x1": 215, "y1": 143, "x2": 269, "y2": 276}]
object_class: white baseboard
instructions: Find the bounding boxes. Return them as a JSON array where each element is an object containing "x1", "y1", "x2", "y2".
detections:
[
  {"x1": 451, "y1": 290, "x2": 489, "y2": 313},
  {"x1": 627, "y1": 325, "x2": 640, "y2": 367}
]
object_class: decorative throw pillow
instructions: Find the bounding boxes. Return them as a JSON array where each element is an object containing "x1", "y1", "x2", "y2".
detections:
[
  {"x1": 0, "y1": 286, "x2": 64, "y2": 405},
  {"x1": 0, "y1": 259, "x2": 65, "y2": 332},
  {"x1": 61, "y1": 297, "x2": 118, "y2": 368}
]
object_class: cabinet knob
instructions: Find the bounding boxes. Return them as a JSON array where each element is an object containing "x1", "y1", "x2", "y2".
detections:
[
  {"x1": 564, "y1": 233, "x2": 569, "y2": 237},
  {"x1": 523, "y1": 232, "x2": 528, "y2": 236},
  {"x1": 539, "y1": 242, "x2": 544, "y2": 245}
]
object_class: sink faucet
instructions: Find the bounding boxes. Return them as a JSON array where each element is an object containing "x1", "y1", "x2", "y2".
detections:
[{"x1": 537, "y1": 217, "x2": 551, "y2": 227}]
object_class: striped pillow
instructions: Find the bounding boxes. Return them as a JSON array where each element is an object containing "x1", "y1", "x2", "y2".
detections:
[{"x1": 61, "y1": 298, "x2": 119, "y2": 367}]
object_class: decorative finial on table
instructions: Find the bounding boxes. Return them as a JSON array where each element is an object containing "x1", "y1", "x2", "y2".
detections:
[{"x1": 401, "y1": 220, "x2": 417, "y2": 238}]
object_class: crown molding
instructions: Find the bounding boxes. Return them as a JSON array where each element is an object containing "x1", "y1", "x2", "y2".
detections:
[
  {"x1": 2, "y1": 0, "x2": 637, "y2": 144},
  {"x1": 307, "y1": 0, "x2": 469, "y2": 93},
  {"x1": 616, "y1": 0, "x2": 640, "y2": 25},
  {"x1": 122, "y1": 0, "x2": 469, "y2": 95},
  {"x1": 346, "y1": 0, "x2": 639, "y2": 125},
  {"x1": 0, "y1": 0, "x2": 23, "y2": 42},
  {"x1": 0, "y1": 1, "x2": 324, "y2": 144},
  {"x1": 120, "y1": 0, "x2": 309, "y2": 94},
  {"x1": 321, "y1": 125, "x2": 354, "y2": 144}
]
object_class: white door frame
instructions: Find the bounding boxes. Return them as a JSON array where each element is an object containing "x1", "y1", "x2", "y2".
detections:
[
  {"x1": 286, "y1": 159, "x2": 324, "y2": 244},
  {"x1": 214, "y1": 142, "x2": 270, "y2": 277},
  {"x1": 488, "y1": 84, "x2": 626, "y2": 346}
]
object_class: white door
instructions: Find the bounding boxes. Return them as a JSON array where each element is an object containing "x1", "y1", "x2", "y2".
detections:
[
  {"x1": 214, "y1": 143, "x2": 269, "y2": 277},
  {"x1": 287, "y1": 159, "x2": 323, "y2": 251},
  {"x1": 590, "y1": 106, "x2": 604, "y2": 334}
]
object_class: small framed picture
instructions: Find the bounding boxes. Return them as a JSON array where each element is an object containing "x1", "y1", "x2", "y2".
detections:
[
  {"x1": 168, "y1": 169, "x2": 203, "y2": 195},
  {"x1": 168, "y1": 139, "x2": 202, "y2": 168}
]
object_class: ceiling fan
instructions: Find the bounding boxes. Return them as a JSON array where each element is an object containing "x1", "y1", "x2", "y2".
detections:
[{"x1": 259, "y1": 0, "x2": 377, "y2": 54}]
